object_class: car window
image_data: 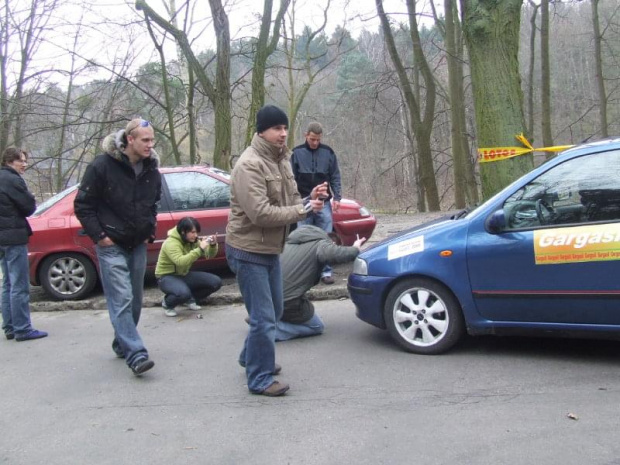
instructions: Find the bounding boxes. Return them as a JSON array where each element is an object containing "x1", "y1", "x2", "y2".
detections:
[
  {"x1": 33, "y1": 185, "x2": 78, "y2": 216},
  {"x1": 164, "y1": 171, "x2": 230, "y2": 211},
  {"x1": 503, "y1": 149, "x2": 620, "y2": 230}
]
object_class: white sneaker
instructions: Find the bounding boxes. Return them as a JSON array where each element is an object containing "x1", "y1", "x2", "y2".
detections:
[
  {"x1": 184, "y1": 301, "x2": 201, "y2": 311},
  {"x1": 162, "y1": 298, "x2": 177, "y2": 317}
]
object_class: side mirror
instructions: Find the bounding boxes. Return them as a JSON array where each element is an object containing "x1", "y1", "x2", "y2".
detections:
[{"x1": 486, "y1": 209, "x2": 506, "y2": 234}]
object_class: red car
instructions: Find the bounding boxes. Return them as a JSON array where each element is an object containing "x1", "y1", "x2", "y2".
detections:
[{"x1": 27, "y1": 165, "x2": 376, "y2": 300}]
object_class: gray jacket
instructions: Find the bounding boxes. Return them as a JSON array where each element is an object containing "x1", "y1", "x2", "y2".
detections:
[{"x1": 281, "y1": 225, "x2": 359, "y2": 322}]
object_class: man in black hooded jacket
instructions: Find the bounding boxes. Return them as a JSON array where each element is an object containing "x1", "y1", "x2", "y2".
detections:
[{"x1": 75, "y1": 119, "x2": 161, "y2": 376}]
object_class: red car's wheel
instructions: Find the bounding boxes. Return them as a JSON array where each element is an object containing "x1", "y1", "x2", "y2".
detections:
[{"x1": 39, "y1": 253, "x2": 97, "y2": 301}]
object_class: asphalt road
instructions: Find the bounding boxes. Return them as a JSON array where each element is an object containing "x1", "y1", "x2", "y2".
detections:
[{"x1": 2, "y1": 300, "x2": 620, "y2": 465}]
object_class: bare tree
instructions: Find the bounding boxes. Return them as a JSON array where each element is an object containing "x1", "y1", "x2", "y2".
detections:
[
  {"x1": 281, "y1": 0, "x2": 355, "y2": 147},
  {"x1": 244, "y1": 0, "x2": 290, "y2": 146},
  {"x1": 376, "y1": 0, "x2": 440, "y2": 211},
  {"x1": 433, "y1": 0, "x2": 479, "y2": 208},
  {"x1": 136, "y1": 0, "x2": 232, "y2": 169},
  {"x1": 0, "y1": 0, "x2": 59, "y2": 150}
]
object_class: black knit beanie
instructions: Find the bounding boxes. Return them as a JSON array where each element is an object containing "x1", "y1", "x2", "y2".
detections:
[{"x1": 256, "y1": 105, "x2": 289, "y2": 134}]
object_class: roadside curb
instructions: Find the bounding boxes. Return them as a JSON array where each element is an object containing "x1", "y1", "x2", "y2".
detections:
[{"x1": 30, "y1": 283, "x2": 351, "y2": 312}]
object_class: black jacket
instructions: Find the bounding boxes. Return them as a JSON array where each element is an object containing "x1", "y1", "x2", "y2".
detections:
[
  {"x1": 74, "y1": 130, "x2": 162, "y2": 249},
  {"x1": 0, "y1": 166, "x2": 36, "y2": 246},
  {"x1": 291, "y1": 142, "x2": 342, "y2": 200}
]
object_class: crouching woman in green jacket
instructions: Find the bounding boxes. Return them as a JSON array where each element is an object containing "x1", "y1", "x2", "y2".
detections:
[{"x1": 155, "y1": 217, "x2": 222, "y2": 317}]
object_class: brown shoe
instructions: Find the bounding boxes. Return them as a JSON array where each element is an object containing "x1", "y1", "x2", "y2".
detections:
[
  {"x1": 258, "y1": 381, "x2": 289, "y2": 397},
  {"x1": 321, "y1": 276, "x2": 335, "y2": 285}
]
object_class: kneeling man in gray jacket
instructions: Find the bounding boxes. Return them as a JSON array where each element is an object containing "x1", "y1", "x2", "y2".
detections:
[{"x1": 277, "y1": 225, "x2": 365, "y2": 341}]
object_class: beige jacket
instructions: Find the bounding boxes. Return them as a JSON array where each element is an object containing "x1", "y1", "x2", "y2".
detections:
[{"x1": 226, "y1": 134, "x2": 307, "y2": 254}]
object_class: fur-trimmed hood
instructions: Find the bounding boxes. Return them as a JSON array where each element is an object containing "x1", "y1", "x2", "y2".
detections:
[{"x1": 101, "y1": 129, "x2": 160, "y2": 167}]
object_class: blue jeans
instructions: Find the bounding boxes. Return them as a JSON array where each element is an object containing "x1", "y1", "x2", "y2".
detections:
[
  {"x1": 299, "y1": 201, "x2": 333, "y2": 277},
  {"x1": 96, "y1": 243, "x2": 148, "y2": 366},
  {"x1": 0, "y1": 244, "x2": 33, "y2": 337},
  {"x1": 276, "y1": 313, "x2": 324, "y2": 341},
  {"x1": 226, "y1": 249, "x2": 282, "y2": 393},
  {"x1": 158, "y1": 271, "x2": 222, "y2": 308}
]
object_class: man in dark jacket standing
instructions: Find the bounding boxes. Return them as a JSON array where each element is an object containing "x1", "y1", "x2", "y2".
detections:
[
  {"x1": 276, "y1": 225, "x2": 365, "y2": 341},
  {"x1": 291, "y1": 122, "x2": 342, "y2": 285},
  {"x1": 0, "y1": 147, "x2": 47, "y2": 342},
  {"x1": 75, "y1": 119, "x2": 161, "y2": 376}
]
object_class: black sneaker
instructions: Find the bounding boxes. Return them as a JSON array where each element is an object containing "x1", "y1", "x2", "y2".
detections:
[
  {"x1": 130, "y1": 358, "x2": 155, "y2": 376},
  {"x1": 5, "y1": 332, "x2": 15, "y2": 340},
  {"x1": 15, "y1": 329, "x2": 48, "y2": 342}
]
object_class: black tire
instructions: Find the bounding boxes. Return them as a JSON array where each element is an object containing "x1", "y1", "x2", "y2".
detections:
[
  {"x1": 383, "y1": 278, "x2": 465, "y2": 355},
  {"x1": 39, "y1": 253, "x2": 97, "y2": 301}
]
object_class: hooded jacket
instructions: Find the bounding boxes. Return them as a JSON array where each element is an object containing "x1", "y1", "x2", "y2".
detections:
[
  {"x1": 226, "y1": 133, "x2": 307, "y2": 254},
  {"x1": 281, "y1": 225, "x2": 359, "y2": 322},
  {"x1": 74, "y1": 130, "x2": 161, "y2": 249},
  {"x1": 155, "y1": 227, "x2": 218, "y2": 278},
  {"x1": 0, "y1": 166, "x2": 36, "y2": 246}
]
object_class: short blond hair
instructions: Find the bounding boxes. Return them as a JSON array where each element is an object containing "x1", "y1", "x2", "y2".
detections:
[{"x1": 125, "y1": 118, "x2": 151, "y2": 137}]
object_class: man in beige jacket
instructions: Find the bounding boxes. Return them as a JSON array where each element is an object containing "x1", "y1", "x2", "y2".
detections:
[{"x1": 226, "y1": 105, "x2": 326, "y2": 397}]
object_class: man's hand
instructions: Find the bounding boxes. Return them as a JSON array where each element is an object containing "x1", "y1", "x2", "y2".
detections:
[
  {"x1": 97, "y1": 237, "x2": 115, "y2": 247},
  {"x1": 333, "y1": 200, "x2": 340, "y2": 211},
  {"x1": 309, "y1": 199, "x2": 324, "y2": 212},
  {"x1": 310, "y1": 182, "x2": 328, "y2": 200},
  {"x1": 353, "y1": 236, "x2": 367, "y2": 250}
]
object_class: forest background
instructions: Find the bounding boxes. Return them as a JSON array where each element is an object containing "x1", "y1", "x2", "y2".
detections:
[{"x1": 1, "y1": 0, "x2": 618, "y2": 213}]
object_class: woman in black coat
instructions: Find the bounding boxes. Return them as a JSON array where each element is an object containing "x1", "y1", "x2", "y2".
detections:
[{"x1": 0, "y1": 147, "x2": 47, "y2": 341}]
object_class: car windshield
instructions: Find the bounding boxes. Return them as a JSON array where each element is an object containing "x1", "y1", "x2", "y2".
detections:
[{"x1": 33, "y1": 185, "x2": 78, "y2": 216}]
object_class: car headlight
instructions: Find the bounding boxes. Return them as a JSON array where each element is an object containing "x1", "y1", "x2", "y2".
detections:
[
  {"x1": 358, "y1": 206, "x2": 370, "y2": 217},
  {"x1": 352, "y1": 257, "x2": 368, "y2": 275}
]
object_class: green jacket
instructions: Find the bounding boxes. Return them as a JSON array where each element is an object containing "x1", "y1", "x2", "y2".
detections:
[{"x1": 155, "y1": 227, "x2": 218, "y2": 278}]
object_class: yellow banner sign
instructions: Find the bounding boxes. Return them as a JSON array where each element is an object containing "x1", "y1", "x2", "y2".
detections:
[
  {"x1": 478, "y1": 133, "x2": 574, "y2": 163},
  {"x1": 534, "y1": 224, "x2": 620, "y2": 265}
]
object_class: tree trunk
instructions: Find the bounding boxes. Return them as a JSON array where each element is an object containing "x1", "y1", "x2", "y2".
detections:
[
  {"x1": 540, "y1": 0, "x2": 553, "y2": 159},
  {"x1": 444, "y1": 0, "x2": 478, "y2": 208},
  {"x1": 526, "y1": 1, "x2": 539, "y2": 138},
  {"x1": 591, "y1": 0, "x2": 608, "y2": 138},
  {"x1": 209, "y1": 0, "x2": 231, "y2": 169},
  {"x1": 462, "y1": 0, "x2": 533, "y2": 200}
]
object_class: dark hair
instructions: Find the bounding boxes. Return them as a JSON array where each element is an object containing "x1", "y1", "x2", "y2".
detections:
[
  {"x1": 328, "y1": 232, "x2": 341, "y2": 245},
  {"x1": 306, "y1": 122, "x2": 323, "y2": 135},
  {"x1": 177, "y1": 217, "x2": 201, "y2": 242},
  {"x1": 2, "y1": 147, "x2": 27, "y2": 166}
]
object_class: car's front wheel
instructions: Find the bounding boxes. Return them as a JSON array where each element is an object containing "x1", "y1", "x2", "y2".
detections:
[
  {"x1": 39, "y1": 253, "x2": 97, "y2": 300},
  {"x1": 384, "y1": 278, "x2": 465, "y2": 354}
]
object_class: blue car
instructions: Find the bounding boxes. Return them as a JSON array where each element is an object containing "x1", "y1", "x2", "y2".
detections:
[{"x1": 348, "y1": 138, "x2": 620, "y2": 354}]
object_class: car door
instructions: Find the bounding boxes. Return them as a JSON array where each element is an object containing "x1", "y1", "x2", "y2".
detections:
[
  {"x1": 160, "y1": 170, "x2": 230, "y2": 265},
  {"x1": 467, "y1": 148, "x2": 620, "y2": 325}
]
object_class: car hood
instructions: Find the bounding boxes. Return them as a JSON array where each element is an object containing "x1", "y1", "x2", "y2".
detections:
[{"x1": 363, "y1": 212, "x2": 462, "y2": 253}]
